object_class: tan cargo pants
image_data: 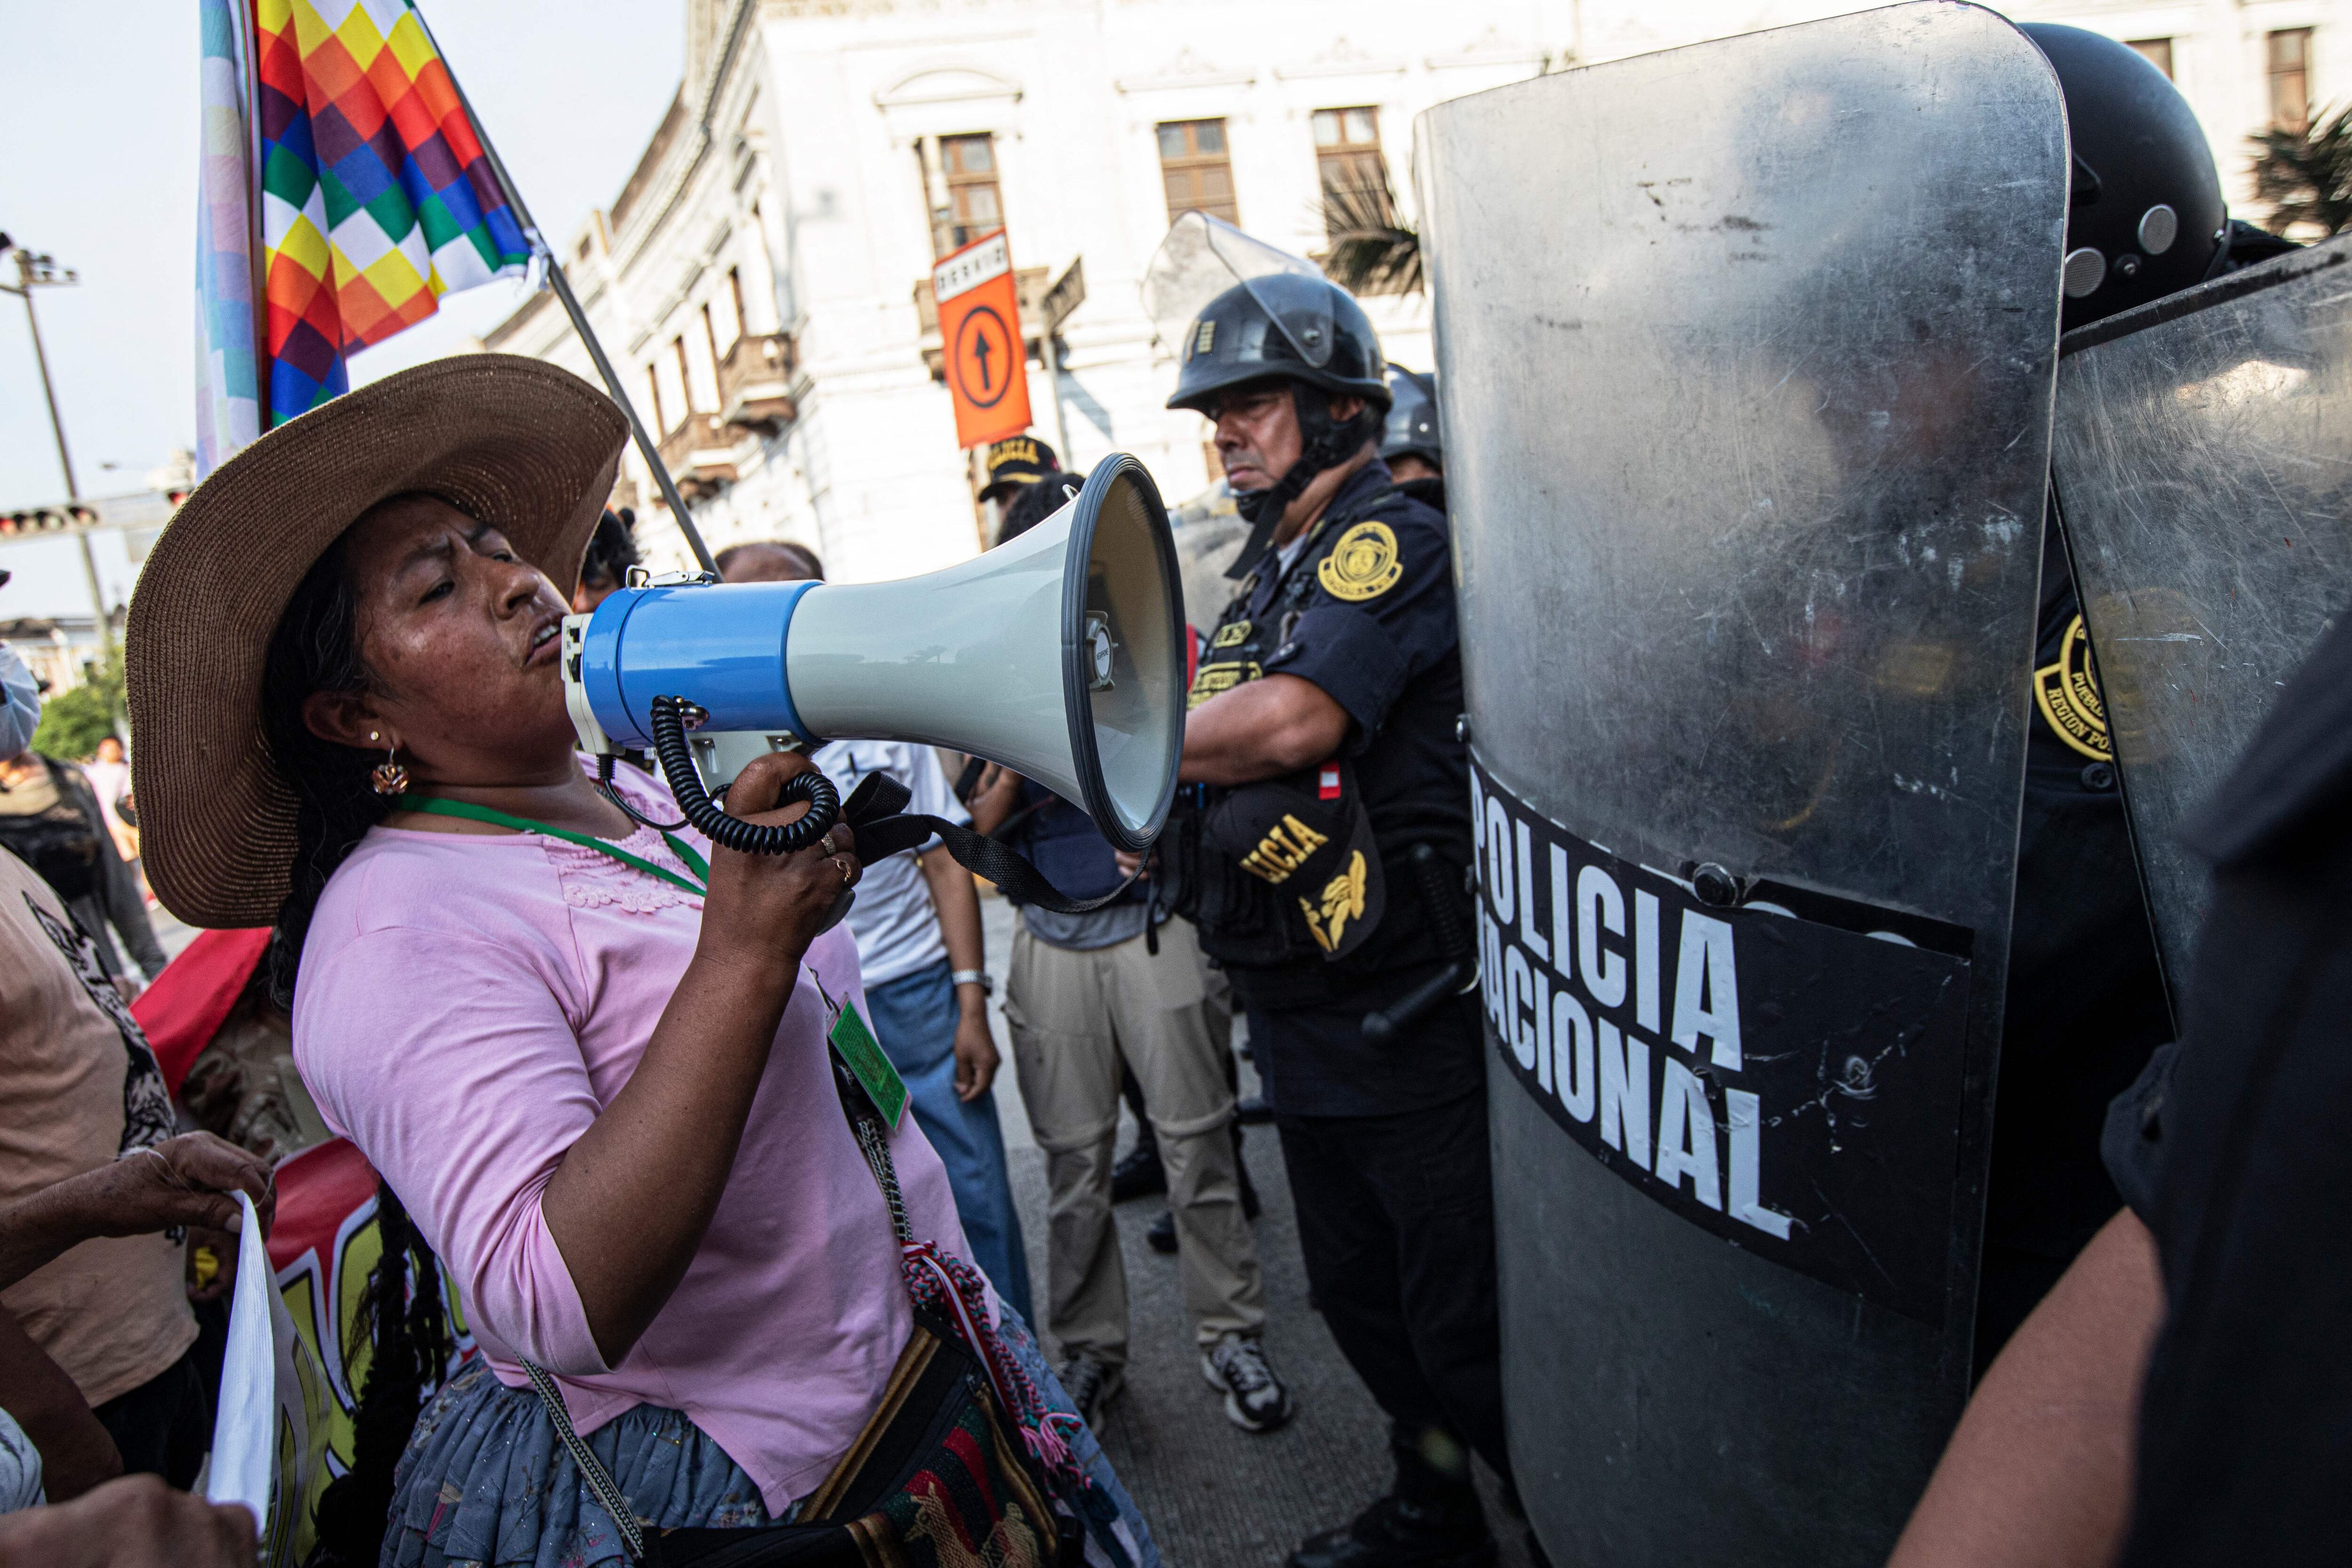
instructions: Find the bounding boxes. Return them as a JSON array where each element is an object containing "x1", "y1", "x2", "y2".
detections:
[{"x1": 1003, "y1": 916, "x2": 1265, "y2": 1365}]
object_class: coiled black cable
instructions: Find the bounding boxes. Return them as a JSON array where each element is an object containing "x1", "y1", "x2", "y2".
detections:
[
  {"x1": 596, "y1": 752, "x2": 690, "y2": 831},
  {"x1": 647, "y1": 693, "x2": 841, "y2": 853}
]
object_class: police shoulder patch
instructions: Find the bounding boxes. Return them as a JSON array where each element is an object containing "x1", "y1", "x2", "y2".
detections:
[
  {"x1": 1318, "y1": 521, "x2": 1404, "y2": 602},
  {"x1": 2033, "y1": 613, "x2": 2111, "y2": 761}
]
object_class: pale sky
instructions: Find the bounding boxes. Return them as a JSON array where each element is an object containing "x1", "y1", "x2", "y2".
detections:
[{"x1": 0, "y1": 0, "x2": 684, "y2": 514}]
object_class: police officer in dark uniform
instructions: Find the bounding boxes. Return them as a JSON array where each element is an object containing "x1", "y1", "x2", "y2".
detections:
[
  {"x1": 1379, "y1": 365, "x2": 1444, "y2": 513},
  {"x1": 1159, "y1": 273, "x2": 1509, "y2": 1568},
  {"x1": 1894, "y1": 37, "x2": 2314, "y2": 1561},
  {"x1": 1972, "y1": 24, "x2": 2300, "y2": 1374}
]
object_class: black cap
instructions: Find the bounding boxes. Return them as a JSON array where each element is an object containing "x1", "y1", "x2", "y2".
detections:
[
  {"x1": 2021, "y1": 24, "x2": 2227, "y2": 330},
  {"x1": 1167, "y1": 273, "x2": 1390, "y2": 416},
  {"x1": 980, "y1": 435, "x2": 1060, "y2": 503}
]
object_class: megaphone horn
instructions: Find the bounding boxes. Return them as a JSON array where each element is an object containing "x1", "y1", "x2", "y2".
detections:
[{"x1": 560, "y1": 453, "x2": 1187, "y2": 856}]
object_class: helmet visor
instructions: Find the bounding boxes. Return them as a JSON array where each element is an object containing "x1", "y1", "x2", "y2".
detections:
[{"x1": 1143, "y1": 212, "x2": 1335, "y2": 369}]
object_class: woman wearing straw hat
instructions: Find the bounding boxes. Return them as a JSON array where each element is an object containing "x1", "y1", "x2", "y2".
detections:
[{"x1": 127, "y1": 357, "x2": 1155, "y2": 1568}]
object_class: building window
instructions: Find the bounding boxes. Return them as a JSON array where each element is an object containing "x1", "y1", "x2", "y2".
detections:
[
  {"x1": 728, "y1": 267, "x2": 748, "y2": 342},
  {"x1": 645, "y1": 367, "x2": 665, "y2": 435},
  {"x1": 1158, "y1": 119, "x2": 1239, "y2": 225},
  {"x1": 939, "y1": 134, "x2": 1003, "y2": 254},
  {"x1": 702, "y1": 303, "x2": 723, "y2": 382},
  {"x1": 2127, "y1": 38, "x2": 2174, "y2": 80},
  {"x1": 1313, "y1": 107, "x2": 1393, "y2": 234},
  {"x1": 655, "y1": 336, "x2": 692, "y2": 429},
  {"x1": 2271, "y1": 28, "x2": 2314, "y2": 132}
]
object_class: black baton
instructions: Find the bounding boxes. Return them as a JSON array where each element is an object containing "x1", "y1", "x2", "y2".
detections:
[{"x1": 1362, "y1": 844, "x2": 1481, "y2": 1043}]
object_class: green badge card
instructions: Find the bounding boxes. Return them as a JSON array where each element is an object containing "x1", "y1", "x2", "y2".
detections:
[{"x1": 828, "y1": 1000, "x2": 909, "y2": 1130}]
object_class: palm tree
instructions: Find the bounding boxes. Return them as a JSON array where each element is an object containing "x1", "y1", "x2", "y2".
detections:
[
  {"x1": 2250, "y1": 103, "x2": 2352, "y2": 237},
  {"x1": 1319, "y1": 179, "x2": 1423, "y2": 297}
]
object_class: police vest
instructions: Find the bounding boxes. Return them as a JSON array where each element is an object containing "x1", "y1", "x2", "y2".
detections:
[{"x1": 1171, "y1": 486, "x2": 1423, "y2": 975}]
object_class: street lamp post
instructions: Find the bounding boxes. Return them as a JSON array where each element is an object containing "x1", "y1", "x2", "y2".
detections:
[{"x1": 0, "y1": 233, "x2": 112, "y2": 662}]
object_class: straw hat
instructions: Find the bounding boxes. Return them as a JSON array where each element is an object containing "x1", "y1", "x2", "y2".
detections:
[{"x1": 127, "y1": 355, "x2": 628, "y2": 928}]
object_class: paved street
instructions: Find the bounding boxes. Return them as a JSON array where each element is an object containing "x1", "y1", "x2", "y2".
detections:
[{"x1": 975, "y1": 893, "x2": 1534, "y2": 1568}]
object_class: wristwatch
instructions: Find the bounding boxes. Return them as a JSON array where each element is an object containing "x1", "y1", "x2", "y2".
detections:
[{"x1": 952, "y1": 968, "x2": 993, "y2": 996}]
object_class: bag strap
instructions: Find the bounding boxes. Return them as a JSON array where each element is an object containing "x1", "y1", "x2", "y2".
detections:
[
  {"x1": 519, "y1": 1360, "x2": 649, "y2": 1564},
  {"x1": 511, "y1": 1070, "x2": 943, "y2": 1566},
  {"x1": 840, "y1": 771, "x2": 1145, "y2": 915}
]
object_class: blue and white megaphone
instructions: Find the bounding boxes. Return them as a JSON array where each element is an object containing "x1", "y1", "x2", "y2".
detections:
[{"x1": 560, "y1": 454, "x2": 1186, "y2": 855}]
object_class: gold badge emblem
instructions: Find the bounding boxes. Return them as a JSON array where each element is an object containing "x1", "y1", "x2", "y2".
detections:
[
  {"x1": 1211, "y1": 620, "x2": 1252, "y2": 649},
  {"x1": 2033, "y1": 613, "x2": 2111, "y2": 761},
  {"x1": 1318, "y1": 521, "x2": 1404, "y2": 602},
  {"x1": 1299, "y1": 851, "x2": 1369, "y2": 953},
  {"x1": 1241, "y1": 814, "x2": 1330, "y2": 885}
]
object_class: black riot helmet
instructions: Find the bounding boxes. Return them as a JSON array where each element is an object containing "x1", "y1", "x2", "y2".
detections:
[
  {"x1": 2021, "y1": 24, "x2": 2227, "y2": 331},
  {"x1": 1380, "y1": 366, "x2": 1441, "y2": 469},
  {"x1": 1166, "y1": 272, "x2": 1391, "y2": 415}
]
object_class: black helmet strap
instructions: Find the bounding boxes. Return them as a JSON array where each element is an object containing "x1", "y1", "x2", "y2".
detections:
[{"x1": 1225, "y1": 383, "x2": 1380, "y2": 580}]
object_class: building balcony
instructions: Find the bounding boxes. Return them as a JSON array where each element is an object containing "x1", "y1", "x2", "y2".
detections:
[
  {"x1": 656, "y1": 414, "x2": 740, "y2": 501},
  {"x1": 717, "y1": 331, "x2": 798, "y2": 432}
]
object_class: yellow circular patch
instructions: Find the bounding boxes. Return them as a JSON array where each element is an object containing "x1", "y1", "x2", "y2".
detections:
[
  {"x1": 2033, "y1": 613, "x2": 2112, "y2": 761},
  {"x1": 1318, "y1": 521, "x2": 1404, "y2": 602}
]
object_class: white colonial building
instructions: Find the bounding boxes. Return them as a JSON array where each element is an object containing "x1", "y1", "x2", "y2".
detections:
[{"x1": 488, "y1": 0, "x2": 2345, "y2": 583}]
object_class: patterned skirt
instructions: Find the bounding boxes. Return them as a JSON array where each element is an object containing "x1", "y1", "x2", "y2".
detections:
[{"x1": 382, "y1": 1309, "x2": 1156, "y2": 1568}]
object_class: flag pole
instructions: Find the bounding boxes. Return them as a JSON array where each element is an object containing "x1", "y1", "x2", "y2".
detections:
[{"x1": 408, "y1": 7, "x2": 721, "y2": 578}]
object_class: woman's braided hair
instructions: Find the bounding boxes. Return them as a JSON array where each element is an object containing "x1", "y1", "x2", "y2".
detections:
[
  {"x1": 309, "y1": 1183, "x2": 452, "y2": 1564},
  {"x1": 258, "y1": 526, "x2": 453, "y2": 1563}
]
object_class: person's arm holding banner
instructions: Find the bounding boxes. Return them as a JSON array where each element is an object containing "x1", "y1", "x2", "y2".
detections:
[
  {"x1": 0, "y1": 1134, "x2": 274, "y2": 1290},
  {"x1": 0, "y1": 1135, "x2": 272, "y2": 1510}
]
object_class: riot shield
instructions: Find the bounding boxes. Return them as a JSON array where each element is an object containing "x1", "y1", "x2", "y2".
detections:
[
  {"x1": 1139, "y1": 212, "x2": 1326, "y2": 359},
  {"x1": 2050, "y1": 236, "x2": 2352, "y2": 989},
  {"x1": 1415, "y1": 5, "x2": 2067, "y2": 1562}
]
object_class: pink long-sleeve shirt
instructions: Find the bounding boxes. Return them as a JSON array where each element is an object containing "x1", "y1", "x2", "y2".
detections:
[{"x1": 291, "y1": 763, "x2": 979, "y2": 1513}]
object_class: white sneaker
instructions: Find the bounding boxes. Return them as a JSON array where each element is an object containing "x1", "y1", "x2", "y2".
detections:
[{"x1": 1202, "y1": 1332, "x2": 1294, "y2": 1433}]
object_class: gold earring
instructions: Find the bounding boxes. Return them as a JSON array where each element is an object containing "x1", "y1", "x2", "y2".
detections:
[{"x1": 371, "y1": 740, "x2": 409, "y2": 798}]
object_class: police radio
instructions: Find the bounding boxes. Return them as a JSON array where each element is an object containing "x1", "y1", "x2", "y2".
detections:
[{"x1": 559, "y1": 454, "x2": 1186, "y2": 857}]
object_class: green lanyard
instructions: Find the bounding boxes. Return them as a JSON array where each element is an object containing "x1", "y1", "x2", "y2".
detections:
[{"x1": 398, "y1": 796, "x2": 712, "y2": 896}]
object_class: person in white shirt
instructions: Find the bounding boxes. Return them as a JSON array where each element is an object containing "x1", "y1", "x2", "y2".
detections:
[
  {"x1": 718, "y1": 543, "x2": 1033, "y2": 1318},
  {"x1": 81, "y1": 737, "x2": 136, "y2": 868}
]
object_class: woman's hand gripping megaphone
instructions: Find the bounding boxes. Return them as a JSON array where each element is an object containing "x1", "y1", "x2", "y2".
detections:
[{"x1": 696, "y1": 750, "x2": 862, "y2": 969}]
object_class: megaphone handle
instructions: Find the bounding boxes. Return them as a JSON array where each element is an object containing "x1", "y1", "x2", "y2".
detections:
[{"x1": 648, "y1": 695, "x2": 842, "y2": 854}]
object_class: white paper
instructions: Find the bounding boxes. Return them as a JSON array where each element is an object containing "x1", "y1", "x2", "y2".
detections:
[
  {"x1": 205, "y1": 1191, "x2": 329, "y2": 1565},
  {"x1": 206, "y1": 1192, "x2": 275, "y2": 1523}
]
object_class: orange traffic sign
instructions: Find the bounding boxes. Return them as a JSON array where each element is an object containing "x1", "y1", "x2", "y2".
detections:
[{"x1": 934, "y1": 230, "x2": 1033, "y2": 449}]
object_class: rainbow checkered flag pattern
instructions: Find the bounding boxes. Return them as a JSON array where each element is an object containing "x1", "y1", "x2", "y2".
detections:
[
  {"x1": 198, "y1": 0, "x2": 262, "y2": 473},
  {"x1": 199, "y1": 0, "x2": 534, "y2": 463},
  {"x1": 258, "y1": 0, "x2": 532, "y2": 420}
]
